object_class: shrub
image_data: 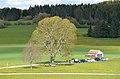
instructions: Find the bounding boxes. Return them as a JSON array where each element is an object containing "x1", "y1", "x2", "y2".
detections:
[
  {"x1": 66, "y1": 16, "x2": 80, "y2": 28},
  {"x1": 14, "y1": 20, "x2": 33, "y2": 25},
  {"x1": 0, "y1": 20, "x2": 12, "y2": 28},
  {"x1": 14, "y1": 22, "x2": 18, "y2": 25},
  {"x1": 3, "y1": 21, "x2": 12, "y2": 26},
  {"x1": 0, "y1": 22, "x2": 5, "y2": 28},
  {"x1": 26, "y1": 21, "x2": 33, "y2": 25},
  {"x1": 0, "y1": 20, "x2": 12, "y2": 26},
  {"x1": 17, "y1": 20, "x2": 26, "y2": 25},
  {"x1": 21, "y1": 16, "x2": 33, "y2": 20}
]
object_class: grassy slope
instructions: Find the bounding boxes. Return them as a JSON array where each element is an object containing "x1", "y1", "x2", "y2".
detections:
[
  {"x1": 0, "y1": 25, "x2": 120, "y2": 61},
  {"x1": 0, "y1": 25, "x2": 36, "y2": 44},
  {"x1": 0, "y1": 25, "x2": 120, "y2": 76},
  {"x1": 0, "y1": 26, "x2": 120, "y2": 45},
  {"x1": 76, "y1": 28, "x2": 120, "y2": 46}
]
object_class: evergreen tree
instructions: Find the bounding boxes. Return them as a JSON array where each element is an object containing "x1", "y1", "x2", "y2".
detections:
[
  {"x1": 87, "y1": 26, "x2": 93, "y2": 36},
  {"x1": 22, "y1": 9, "x2": 28, "y2": 17},
  {"x1": 109, "y1": 20, "x2": 119, "y2": 38},
  {"x1": 92, "y1": 20, "x2": 110, "y2": 38}
]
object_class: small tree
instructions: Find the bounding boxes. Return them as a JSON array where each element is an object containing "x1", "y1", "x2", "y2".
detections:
[
  {"x1": 33, "y1": 13, "x2": 50, "y2": 24},
  {"x1": 27, "y1": 16, "x2": 76, "y2": 65},
  {"x1": 23, "y1": 41, "x2": 40, "y2": 69},
  {"x1": 87, "y1": 26, "x2": 93, "y2": 36},
  {"x1": 66, "y1": 16, "x2": 80, "y2": 28},
  {"x1": 0, "y1": 22, "x2": 5, "y2": 28}
]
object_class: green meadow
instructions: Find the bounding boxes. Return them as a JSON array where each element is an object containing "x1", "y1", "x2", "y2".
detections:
[
  {"x1": 0, "y1": 75, "x2": 120, "y2": 79},
  {"x1": 0, "y1": 25, "x2": 36, "y2": 44},
  {"x1": 0, "y1": 25, "x2": 120, "y2": 79}
]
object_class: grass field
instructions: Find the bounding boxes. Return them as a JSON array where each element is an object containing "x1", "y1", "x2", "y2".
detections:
[
  {"x1": 0, "y1": 58, "x2": 120, "y2": 73},
  {"x1": 0, "y1": 75, "x2": 120, "y2": 79},
  {"x1": 0, "y1": 25, "x2": 120, "y2": 45},
  {"x1": 0, "y1": 45, "x2": 120, "y2": 66},
  {"x1": 0, "y1": 25, "x2": 120, "y2": 78},
  {"x1": 76, "y1": 28, "x2": 120, "y2": 46},
  {"x1": 0, "y1": 25, "x2": 36, "y2": 44}
]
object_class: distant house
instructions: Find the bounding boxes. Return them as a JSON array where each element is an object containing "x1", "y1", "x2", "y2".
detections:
[{"x1": 85, "y1": 50, "x2": 103, "y2": 58}]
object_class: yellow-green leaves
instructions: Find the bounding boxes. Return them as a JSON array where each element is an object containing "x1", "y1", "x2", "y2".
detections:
[{"x1": 26, "y1": 16, "x2": 77, "y2": 63}]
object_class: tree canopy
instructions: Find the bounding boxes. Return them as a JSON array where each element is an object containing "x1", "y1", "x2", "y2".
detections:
[{"x1": 23, "y1": 16, "x2": 76, "y2": 65}]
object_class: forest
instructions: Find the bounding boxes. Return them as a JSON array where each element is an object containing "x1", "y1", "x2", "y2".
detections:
[{"x1": 0, "y1": 0, "x2": 120, "y2": 38}]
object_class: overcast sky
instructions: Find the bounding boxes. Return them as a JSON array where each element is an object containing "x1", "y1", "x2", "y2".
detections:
[{"x1": 0, "y1": 0, "x2": 109, "y2": 9}]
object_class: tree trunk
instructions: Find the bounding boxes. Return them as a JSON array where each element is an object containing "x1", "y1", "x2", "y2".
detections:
[
  {"x1": 30, "y1": 63, "x2": 32, "y2": 69},
  {"x1": 50, "y1": 54, "x2": 54, "y2": 65},
  {"x1": 30, "y1": 59, "x2": 32, "y2": 69}
]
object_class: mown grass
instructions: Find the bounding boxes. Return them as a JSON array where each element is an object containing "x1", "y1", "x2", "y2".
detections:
[
  {"x1": 0, "y1": 75, "x2": 120, "y2": 79},
  {"x1": 0, "y1": 45, "x2": 120, "y2": 73},
  {"x1": 73, "y1": 45, "x2": 120, "y2": 58},
  {"x1": 0, "y1": 26, "x2": 120, "y2": 45},
  {"x1": 1, "y1": 75, "x2": 120, "y2": 79},
  {"x1": 0, "y1": 58, "x2": 120, "y2": 73},
  {"x1": 0, "y1": 25, "x2": 120, "y2": 76},
  {"x1": 0, "y1": 25, "x2": 36, "y2": 44},
  {"x1": 0, "y1": 45, "x2": 120, "y2": 67},
  {"x1": 76, "y1": 28, "x2": 120, "y2": 46}
]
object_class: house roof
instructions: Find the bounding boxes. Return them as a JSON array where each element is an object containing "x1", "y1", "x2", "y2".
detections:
[{"x1": 88, "y1": 50, "x2": 101, "y2": 54}]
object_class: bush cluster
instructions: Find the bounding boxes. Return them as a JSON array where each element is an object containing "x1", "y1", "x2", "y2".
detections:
[
  {"x1": 0, "y1": 20, "x2": 12, "y2": 28},
  {"x1": 14, "y1": 20, "x2": 33, "y2": 25}
]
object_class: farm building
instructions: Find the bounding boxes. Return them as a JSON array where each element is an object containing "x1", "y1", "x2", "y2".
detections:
[{"x1": 85, "y1": 50, "x2": 103, "y2": 58}]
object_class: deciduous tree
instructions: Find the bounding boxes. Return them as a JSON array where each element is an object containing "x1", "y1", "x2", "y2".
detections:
[{"x1": 24, "y1": 16, "x2": 76, "y2": 65}]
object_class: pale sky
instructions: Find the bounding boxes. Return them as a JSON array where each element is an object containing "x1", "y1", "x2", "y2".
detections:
[{"x1": 0, "y1": 0, "x2": 109, "y2": 9}]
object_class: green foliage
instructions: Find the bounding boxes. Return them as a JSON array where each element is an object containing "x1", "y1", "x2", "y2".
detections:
[
  {"x1": 0, "y1": 20, "x2": 12, "y2": 28},
  {"x1": 0, "y1": 8, "x2": 21, "y2": 21},
  {"x1": 14, "y1": 20, "x2": 33, "y2": 25},
  {"x1": 0, "y1": 22, "x2": 5, "y2": 28},
  {"x1": 109, "y1": 19, "x2": 119, "y2": 38},
  {"x1": 22, "y1": 9, "x2": 29, "y2": 17},
  {"x1": 87, "y1": 26, "x2": 93, "y2": 36},
  {"x1": 21, "y1": 16, "x2": 33, "y2": 20},
  {"x1": 28, "y1": 16, "x2": 77, "y2": 64},
  {"x1": 0, "y1": 0, "x2": 120, "y2": 25},
  {"x1": 87, "y1": 20, "x2": 119, "y2": 38}
]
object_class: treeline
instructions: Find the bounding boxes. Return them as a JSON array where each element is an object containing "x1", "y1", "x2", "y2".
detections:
[
  {"x1": 87, "y1": 19, "x2": 120, "y2": 38},
  {"x1": 0, "y1": 1, "x2": 119, "y2": 22},
  {"x1": 0, "y1": 0, "x2": 120, "y2": 37},
  {"x1": 0, "y1": 8, "x2": 21, "y2": 21}
]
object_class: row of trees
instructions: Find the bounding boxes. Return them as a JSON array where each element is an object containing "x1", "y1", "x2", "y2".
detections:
[
  {"x1": 0, "y1": 0, "x2": 120, "y2": 23},
  {"x1": 0, "y1": 8, "x2": 21, "y2": 21},
  {"x1": 0, "y1": 0, "x2": 120, "y2": 38},
  {"x1": 87, "y1": 19, "x2": 120, "y2": 38}
]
